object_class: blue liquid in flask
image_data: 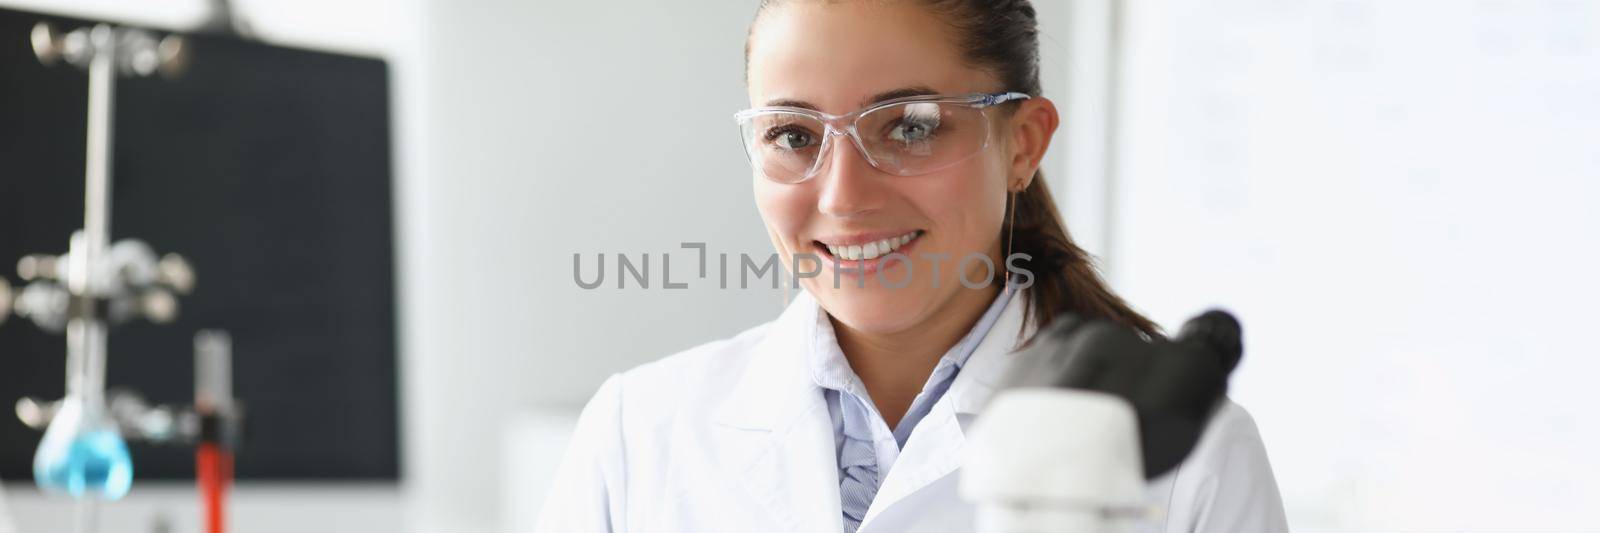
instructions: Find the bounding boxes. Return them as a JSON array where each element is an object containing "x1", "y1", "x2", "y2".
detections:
[{"x1": 33, "y1": 402, "x2": 134, "y2": 500}]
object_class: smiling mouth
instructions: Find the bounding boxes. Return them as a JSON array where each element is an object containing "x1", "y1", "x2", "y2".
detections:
[{"x1": 814, "y1": 230, "x2": 924, "y2": 261}]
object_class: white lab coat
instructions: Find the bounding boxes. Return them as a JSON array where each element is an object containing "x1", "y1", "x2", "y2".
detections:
[{"x1": 534, "y1": 290, "x2": 1288, "y2": 533}]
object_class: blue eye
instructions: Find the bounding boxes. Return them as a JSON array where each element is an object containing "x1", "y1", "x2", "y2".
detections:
[
  {"x1": 887, "y1": 103, "x2": 942, "y2": 144},
  {"x1": 889, "y1": 121, "x2": 936, "y2": 143}
]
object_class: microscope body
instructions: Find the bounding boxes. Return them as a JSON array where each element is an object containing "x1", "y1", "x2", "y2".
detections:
[{"x1": 962, "y1": 310, "x2": 1244, "y2": 533}]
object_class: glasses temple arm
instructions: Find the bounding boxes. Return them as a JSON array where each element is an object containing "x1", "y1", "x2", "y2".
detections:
[{"x1": 982, "y1": 92, "x2": 1033, "y2": 106}]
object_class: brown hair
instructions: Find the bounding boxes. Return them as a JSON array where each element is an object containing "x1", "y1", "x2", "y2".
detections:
[{"x1": 750, "y1": 0, "x2": 1159, "y2": 338}]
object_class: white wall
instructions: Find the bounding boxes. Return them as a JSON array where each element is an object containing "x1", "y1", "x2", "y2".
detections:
[
  {"x1": 1113, "y1": 1, "x2": 1600, "y2": 531},
  {"x1": 5, "y1": 484, "x2": 404, "y2": 533},
  {"x1": 0, "y1": 0, "x2": 411, "y2": 57},
  {"x1": 413, "y1": 1, "x2": 779, "y2": 531}
]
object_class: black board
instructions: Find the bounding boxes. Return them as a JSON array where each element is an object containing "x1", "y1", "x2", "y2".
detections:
[{"x1": 0, "y1": 7, "x2": 399, "y2": 481}]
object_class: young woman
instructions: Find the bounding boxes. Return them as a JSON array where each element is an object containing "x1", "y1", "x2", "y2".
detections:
[{"x1": 536, "y1": 1, "x2": 1288, "y2": 532}]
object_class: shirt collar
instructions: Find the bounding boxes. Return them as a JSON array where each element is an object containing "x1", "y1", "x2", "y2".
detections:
[{"x1": 807, "y1": 284, "x2": 1018, "y2": 395}]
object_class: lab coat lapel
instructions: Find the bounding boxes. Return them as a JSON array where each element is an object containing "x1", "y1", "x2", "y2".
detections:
[
  {"x1": 859, "y1": 289, "x2": 1036, "y2": 530},
  {"x1": 711, "y1": 290, "x2": 843, "y2": 533}
]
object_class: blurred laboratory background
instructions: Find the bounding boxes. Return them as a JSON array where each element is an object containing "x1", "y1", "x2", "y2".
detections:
[{"x1": 0, "y1": 0, "x2": 1595, "y2": 532}]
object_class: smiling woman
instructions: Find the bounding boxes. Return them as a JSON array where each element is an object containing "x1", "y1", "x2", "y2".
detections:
[{"x1": 534, "y1": 1, "x2": 1288, "y2": 532}]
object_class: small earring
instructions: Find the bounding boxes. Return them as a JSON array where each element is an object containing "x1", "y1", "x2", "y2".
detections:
[{"x1": 1003, "y1": 188, "x2": 1019, "y2": 295}]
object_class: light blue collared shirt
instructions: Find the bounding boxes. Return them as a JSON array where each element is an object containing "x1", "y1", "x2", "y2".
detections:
[{"x1": 807, "y1": 286, "x2": 1016, "y2": 533}]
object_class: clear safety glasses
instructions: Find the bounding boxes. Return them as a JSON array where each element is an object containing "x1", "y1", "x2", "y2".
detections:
[{"x1": 734, "y1": 92, "x2": 1031, "y2": 184}]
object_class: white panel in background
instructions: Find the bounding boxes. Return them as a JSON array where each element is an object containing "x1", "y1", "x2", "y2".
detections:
[
  {"x1": 0, "y1": 0, "x2": 404, "y2": 57},
  {"x1": 3, "y1": 483, "x2": 404, "y2": 533},
  {"x1": 1049, "y1": 0, "x2": 1118, "y2": 262},
  {"x1": 0, "y1": 482, "x2": 14, "y2": 533},
  {"x1": 500, "y1": 412, "x2": 578, "y2": 533},
  {"x1": 1115, "y1": 0, "x2": 1600, "y2": 531}
]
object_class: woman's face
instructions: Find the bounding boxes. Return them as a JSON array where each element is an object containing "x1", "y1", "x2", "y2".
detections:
[{"x1": 746, "y1": 1, "x2": 1018, "y2": 335}]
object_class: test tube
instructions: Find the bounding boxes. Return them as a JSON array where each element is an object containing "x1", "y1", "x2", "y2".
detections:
[
  {"x1": 194, "y1": 331, "x2": 232, "y2": 414},
  {"x1": 193, "y1": 330, "x2": 233, "y2": 533}
]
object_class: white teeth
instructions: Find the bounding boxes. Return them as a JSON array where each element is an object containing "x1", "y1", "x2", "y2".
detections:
[
  {"x1": 822, "y1": 231, "x2": 920, "y2": 261},
  {"x1": 865, "y1": 239, "x2": 888, "y2": 260}
]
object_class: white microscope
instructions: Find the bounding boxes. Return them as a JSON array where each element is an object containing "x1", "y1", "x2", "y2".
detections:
[{"x1": 963, "y1": 310, "x2": 1244, "y2": 533}]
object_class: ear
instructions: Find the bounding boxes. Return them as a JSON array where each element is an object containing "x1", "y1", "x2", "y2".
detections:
[{"x1": 1005, "y1": 96, "x2": 1060, "y2": 191}]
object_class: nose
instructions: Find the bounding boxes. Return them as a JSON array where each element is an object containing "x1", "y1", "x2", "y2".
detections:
[{"x1": 815, "y1": 128, "x2": 886, "y2": 218}]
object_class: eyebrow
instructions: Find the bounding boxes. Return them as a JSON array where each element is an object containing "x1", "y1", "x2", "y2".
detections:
[{"x1": 764, "y1": 85, "x2": 941, "y2": 111}]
